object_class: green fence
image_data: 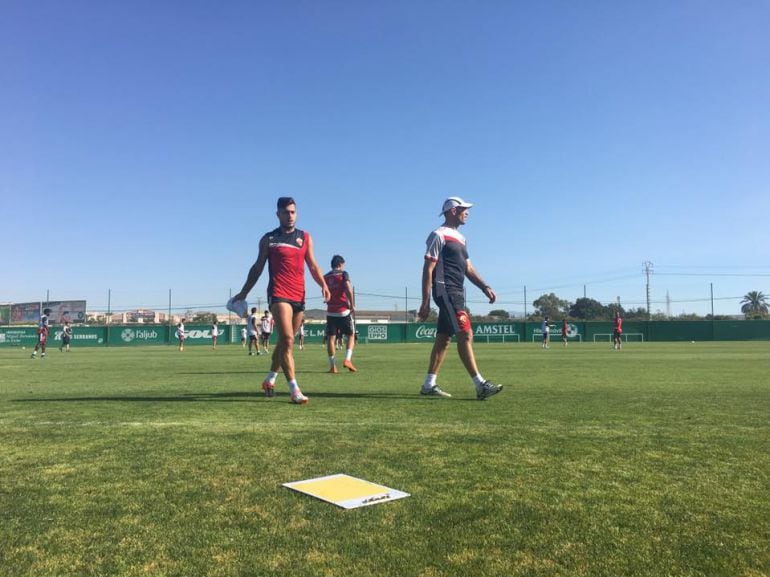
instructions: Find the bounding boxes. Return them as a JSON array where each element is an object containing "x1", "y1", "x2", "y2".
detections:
[{"x1": 2, "y1": 321, "x2": 769, "y2": 348}]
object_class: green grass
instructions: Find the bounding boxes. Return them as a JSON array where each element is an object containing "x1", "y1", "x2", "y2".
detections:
[{"x1": 1, "y1": 342, "x2": 769, "y2": 577}]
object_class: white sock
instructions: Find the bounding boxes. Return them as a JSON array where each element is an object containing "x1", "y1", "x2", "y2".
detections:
[
  {"x1": 345, "y1": 349, "x2": 353, "y2": 361},
  {"x1": 423, "y1": 374, "x2": 437, "y2": 389},
  {"x1": 265, "y1": 371, "x2": 278, "y2": 384},
  {"x1": 288, "y1": 379, "x2": 300, "y2": 395},
  {"x1": 472, "y1": 374, "x2": 485, "y2": 387},
  {"x1": 328, "y1": 356, "x2": 336, "y2": 368}
]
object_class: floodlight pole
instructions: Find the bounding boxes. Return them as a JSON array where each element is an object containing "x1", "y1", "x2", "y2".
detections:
[
  {"x1": 168, "y1": 289, "x2": 172, "y2": 345},
  {"x1": 405, "y1": 287, "x2": 408, "y2": 323},
  {"x1": 643, "y1": 261, "x2": 654, "y2": 320},
  {"x1": 523, "y1": 285, "x2": 527, "y2": 319},
  {"x1": 710, "y1": 283, "x2": 714, "y2": 317}
]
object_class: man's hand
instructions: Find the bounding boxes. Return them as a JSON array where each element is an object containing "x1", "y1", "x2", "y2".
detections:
[{"x1": 418, "y1": 302, "x2": 431, "y2": 321}]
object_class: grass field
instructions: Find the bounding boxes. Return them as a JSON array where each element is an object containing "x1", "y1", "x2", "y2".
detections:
[{"x1": 1, "y1": 341, "x2": 769, "y2": 577}]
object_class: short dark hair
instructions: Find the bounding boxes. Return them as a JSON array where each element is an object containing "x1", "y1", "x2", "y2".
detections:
[
  {"x1": 251, "y1": 307, "x2": 257, "y2": 313},
  {"x1": 277, "y1": 197, "x2": 295, "y2": 210},
  {"x1": 331, "y1": 255, "x2": 345, "y2": 268}
]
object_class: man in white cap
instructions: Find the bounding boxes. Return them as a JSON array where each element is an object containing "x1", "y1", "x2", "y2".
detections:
[{"x1": 418, "y1": 197, "x2": 503, "y2": 400}]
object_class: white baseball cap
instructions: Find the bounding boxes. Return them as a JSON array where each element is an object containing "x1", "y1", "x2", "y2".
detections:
[{"x1": 439, "y1": 196, "x2": 473, "y2": 216}]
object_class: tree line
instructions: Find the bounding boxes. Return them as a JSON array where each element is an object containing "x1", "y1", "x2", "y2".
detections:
[{"x1": 482, "y1": 290, "x2": 769, "y2": 322}]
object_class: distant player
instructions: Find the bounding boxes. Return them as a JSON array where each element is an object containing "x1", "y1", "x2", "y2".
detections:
[
  {"x1": 176, "y1": 319, "x2": 186, "y2": 351},
  {"x1": 60, "y1": 320, "x2": 73, "y2": 352},
  {"x1": 31, "y1": 307, "x2": 51, "y2": 358},
  {"x1": 541, "y1": 316, "x2": 550, "y2": 349},
  {"x1": 232, "y1": 196, "x2": 330, "y2": 403},
  {"x1": 296, "y1": 320, "x2": 305, "y2": 350},
  {"x1": 212, "y1": 320, "x2": 219, "y2": 350},
  {"x1": 613, "y1": 311, "x2": 623, "y2": 350},
  {"x1": 561, "y1": 319, "x2": 568, "y2": 347},
  {"x1": 418, "y1": 196, "x2": 502, "y2": 400},
  {"x1": 247, "y1": 307, "x2": 259, "y2": 355},
  {"x1": 260, "y1": 310, "x2": 274, "y2": 355},
  {"x1": 324, "y1": 255, "x2": 357, "y2": 373},
  {"x1": 241, "y1": 326, "x2": 247, "y2": 348}
]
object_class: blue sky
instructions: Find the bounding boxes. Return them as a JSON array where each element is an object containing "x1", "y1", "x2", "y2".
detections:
[{"x1": 2, "y1": 1, "x2": 769, "y2": 317}]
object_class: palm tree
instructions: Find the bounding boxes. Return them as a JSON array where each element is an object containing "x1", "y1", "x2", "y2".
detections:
[{"x1": 740, "y1": 291, "x2": 769, "y2": 317}]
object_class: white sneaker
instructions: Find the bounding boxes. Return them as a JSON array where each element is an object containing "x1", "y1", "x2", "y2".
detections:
[
  {"x1": 226, "y1": 297, "x2": 249, "y2": 318},
  {"x1": 420, "y1": 385, "x2": 452, "y2": 398},
  {"x1": 476, "y1": 380, "x2": 503, "y2": 400},
  {"x1": 291, "y1": 393, "x2": 309, "y2": 405}
]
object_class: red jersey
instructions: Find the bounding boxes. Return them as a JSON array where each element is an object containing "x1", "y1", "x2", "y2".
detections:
[
  {"x1": 264, "y1": 227, "x2": 309, "y2": 303},
  {"x1": 614, "y1": 316, "x2": 623, "y2": 332},
  {"x1": 325, "y1": 270, "x2": 351, "y2": 316}
]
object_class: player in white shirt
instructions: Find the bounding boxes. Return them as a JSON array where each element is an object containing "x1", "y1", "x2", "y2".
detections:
[
  {"x1": 247, "y1": 308, "x2": 259, "y2": 356},
  {"x1": 60, "y1": 321, "x2": 73, "y2": 352},
  {"x1": 541, "y1": 317, "x2": 550, "y2": 349},
  {"x1": 260, "y1": 310, "x2": 274, "y2": 355},
  {"x1": 241, "y1": 326, "x2": 247, "y2": 348},
  {"x1": 175, "y1": 319, "x2": 186, "y2": 352},
  {"x1": 212, "y1": 320, "x2": 219, "y2": 350}
]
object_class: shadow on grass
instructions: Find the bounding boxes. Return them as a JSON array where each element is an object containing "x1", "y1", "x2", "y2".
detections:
[
  {"x1": 12, "y1": 390, "x2": 475, "y2": 402},
  {"x1": 12, "y1": 391, "x2": 266, "y2": 403}
]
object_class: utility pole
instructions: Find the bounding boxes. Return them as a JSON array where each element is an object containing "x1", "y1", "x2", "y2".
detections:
[
  {"x1": 523, "y1": 285, "x2": 527, "y2": 319},
  {"x1": 643, "y1": 261, "x2": 653, "y2": 320}
]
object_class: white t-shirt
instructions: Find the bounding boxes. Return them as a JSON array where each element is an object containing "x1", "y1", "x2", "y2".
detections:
[{"x1": 247, "y1": 315, "x2": 258, "y2": 336}]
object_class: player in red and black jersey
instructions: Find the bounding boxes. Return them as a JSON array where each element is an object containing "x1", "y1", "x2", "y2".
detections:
[
  {"x1": 324, "y1": 255, "x2": 357, "y2": 373},
  {"x1": 31, "y1": 307, "x2": 51, "y2": 359},
  {"x1": 613, "y1": 311, "x2": 623, "y2": 350},
  {"x1": 418, "y1": 197, "x2": 503, "y2": 401},
  {"x1": 233, "y1": 197, "x2": 330, "y2": 404}
]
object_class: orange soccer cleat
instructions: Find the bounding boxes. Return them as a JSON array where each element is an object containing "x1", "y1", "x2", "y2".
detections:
[{"x1": 342, "y1": 360, "x2": 357, "y2": 373}]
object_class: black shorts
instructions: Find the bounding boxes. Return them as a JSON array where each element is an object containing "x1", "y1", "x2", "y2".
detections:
[
  {"x1": 326, "y1": 315, "x2": 355, "y2": 337},
  {"x1": 613, "y1": 330, "x2": 622, "y2": 339},
  {"x1": 248, "y1": 334, "x2": 258, "y2": 342},
  {"x1": 269, "y1": 296, "x2": 305, "y2": 313},
  {"x1": 434, "y1": 290, "x2": 471, "y2": 337},
  {"x1": 62, "y1": 336, "x2": 71, "y2": 345},
  {"x1": 261, "y1": 332, "x2": 271, "y2": 340}
]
